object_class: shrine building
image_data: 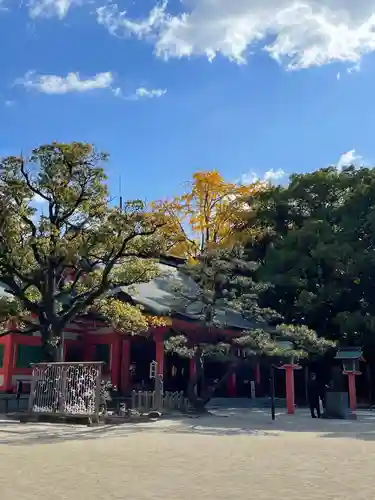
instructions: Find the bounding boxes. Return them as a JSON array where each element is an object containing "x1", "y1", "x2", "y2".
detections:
[{"x1": 0, "y1": 256, "x2": 280, "y2": 398}]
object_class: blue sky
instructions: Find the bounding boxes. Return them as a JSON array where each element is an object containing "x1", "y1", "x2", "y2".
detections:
[{"x1": 1, "y1": 0, "x2": 375, "y2": 203}]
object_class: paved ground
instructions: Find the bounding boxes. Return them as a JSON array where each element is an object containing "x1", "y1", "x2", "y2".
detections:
[{"x1": 1, "y1": 409, "x2": 375, "y2": 500}]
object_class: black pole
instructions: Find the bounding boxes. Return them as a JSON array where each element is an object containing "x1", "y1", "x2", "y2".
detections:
[
  {"x1": 270, "y1": 364, "x2": 276, "y2": 421},
  {"x1": 16, "y1": 380, "x2": 22, "y2": 411},
  {"x1": 366, "y1": 363, "x2": 372, "y2": 409}
]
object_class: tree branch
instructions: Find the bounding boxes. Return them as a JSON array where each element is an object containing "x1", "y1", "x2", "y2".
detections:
[
  {"x1": 0, "y1": 324, "x2": 40, "y2": 338},
  {"x1": 59, "y1": 227, "x2": 161, "y2": 328},
  {"x1": 0, "y1": 275, "x2": 41, "y2": 316},
  {"x1": 19, "y1": 214, "x2": 44, "y2": 265},
  {"x1": 20, "y1": 157, "x2": 51, "y2": 202},
  {"x1": 58, "y1": 182, "x2": 88, "y2": 223}
]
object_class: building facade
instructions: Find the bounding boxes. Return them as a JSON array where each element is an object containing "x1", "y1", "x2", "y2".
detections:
[{"x1": 0, "y1": 257, "x2": 274, "y2": 397}]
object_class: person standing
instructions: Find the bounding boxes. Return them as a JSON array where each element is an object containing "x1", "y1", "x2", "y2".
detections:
[{"x1": 307, "y1": 372, "x2": 321, "y2": 418}]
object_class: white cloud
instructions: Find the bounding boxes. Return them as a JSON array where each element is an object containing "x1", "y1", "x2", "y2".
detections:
[
  {"x1": 112, "y1": 87, "x2": 122, "y2": 98},
  {"x1": 240, "y1": 168, "x2": 286, "y2": 185},
  {"x1": 337, "y1": 61, "x2": 361, "y2": 80},
  {"x1": 4, "y1": 100, "x2": 14, "y2": 107},
  {"x1": 337, "y1": 149, "x2": 364, "y2": 169},
  {"x1": 16, "y1": 71, "x2": 114, "y2": 94},
  {"x1": 134, "y1": 87, "x2": 167, "y2": 99},
  {"x1": 97, "y1": 0, "x2": 375, "y2": 69},
  {"x1": 15, "y1": 72, "x2": 166, "y2": 103},
  {"x1": 111, "y1": 85, "x2": 167, "y2": 100},
  {"x1": 264, "y1": 168, "x2": 286, "y2": 182},
  {"x1": 240, "y1": 171, "x2": 259, "y2": 184},
  {"x1": 27, "y1": 0, "x2": 80, "y2": 18},
  {"x1": 347, "y1": 61, "x2": 361, "y2": 73},
  {"x1": 96, "y1": 1, "x2": 168, "y2": 38}
]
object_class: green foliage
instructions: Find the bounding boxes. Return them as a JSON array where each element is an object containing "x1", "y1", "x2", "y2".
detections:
[
  {"x1": 166, "y1": 245, "x2": 333, "y2": 362},
  {"x1": 165, "y1": 244, "x2": 334, "y2": 411},
  {"x1": 0, "y1": 142, "x2": 165, "y2": 359},
  {"x1": 240, "y1": 165, "x2": 375, "y2": 350},
  {"x1": 92, "y1": 298, "x2": 150, "y2": 334},
  {"x1": 176, "y1": 245, "x2": 280, "y2": 325}
]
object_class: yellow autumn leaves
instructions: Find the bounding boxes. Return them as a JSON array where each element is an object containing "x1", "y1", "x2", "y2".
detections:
[{"x1": 152, "y1": 170, "x2": 264, "y2": 260}]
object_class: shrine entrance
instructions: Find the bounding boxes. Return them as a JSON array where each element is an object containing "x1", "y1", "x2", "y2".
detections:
[
  {"x1": 204, "y1": 359, "x2": 228, "y2": 397},
  {"x1": 235, "y1": 362, "x2": 254, "y2": 398},
  {"x1": 130, "y1": 337, "x2": 155, "y2": 391},
  {"x1": 164, "y1": 353, "x2": 189, "y2": 392},
  {"x1": 65, "y1": 343, "x2": 84, "y2": 363}
]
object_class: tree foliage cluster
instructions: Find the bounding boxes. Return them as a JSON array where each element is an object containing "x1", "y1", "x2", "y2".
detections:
[
  {"x1": 240, "y1": 166, "x2": 375, "y2": 354},
  {"x1": 0, "y1": 142, "x2": 167, "y2": 359},
  {"x1": 163, "y1": 244, "x2": 334, "y2": 409},
  {"x1": 1, "y1": 140, "x2": 362, "y2": 373}
]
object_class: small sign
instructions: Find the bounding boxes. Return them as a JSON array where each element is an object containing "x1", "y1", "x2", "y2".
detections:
[
  {"x1": 250, "y1": 380, "x2": 256, "y2": 399},
  {"x1": 149, "y1": 360, "x2": 157, "y2": 379}
]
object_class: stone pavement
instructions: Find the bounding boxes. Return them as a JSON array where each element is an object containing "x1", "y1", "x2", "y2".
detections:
[{"x1": 1, "y1": 408, "x2": 375, "y2": 500}]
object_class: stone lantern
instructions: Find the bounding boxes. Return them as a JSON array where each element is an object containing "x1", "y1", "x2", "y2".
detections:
[
  {"x1": 335, "y1": 347, "x2": 363, "y2": 412},
  {"x1": 323, "y1": 347, "x2": 363, "y2": 419}
]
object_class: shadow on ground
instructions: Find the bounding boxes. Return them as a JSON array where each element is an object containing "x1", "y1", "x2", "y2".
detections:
[{"x1": 1, "y1": 408, "x2": 375, "y2": 446}]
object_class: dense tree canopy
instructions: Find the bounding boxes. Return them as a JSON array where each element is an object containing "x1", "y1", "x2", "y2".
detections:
[
  {"x1": 165, "y1": 245, "x2": 334, "y2": 409},
  {"x1": 0, "y1": 142, "x2": 166, "y2": 360},
  {"x1": 239, "y1": 165, "x2": 375, "y2": 353},
  {"x1": 0, "y1": 141, "x2": 358, "y2": 373}
]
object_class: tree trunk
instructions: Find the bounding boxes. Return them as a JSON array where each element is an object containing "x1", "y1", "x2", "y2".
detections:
[
  {"x1": 41, "y1": 340, "x2": 59, "y2": 362},
  {"x1": 186, "y1": 354, "x2": 242, "y2": 412},
  {"x1": 40, "y1": 324, "x2": 60, "y2": 362},
  {"x1": 187, "y1": 350, "x2": 206, "y2": 412}
]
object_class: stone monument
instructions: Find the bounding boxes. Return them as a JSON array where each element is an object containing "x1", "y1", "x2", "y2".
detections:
[{"x1": 322, "y1": 348, "x2": 362, "y2": 420}]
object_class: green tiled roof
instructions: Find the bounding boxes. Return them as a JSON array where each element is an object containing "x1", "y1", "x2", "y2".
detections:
[
  {"x1": 334, "y1": 348, "x2": 363, "y2": 360},
  {"x1": 0, "y1": 261, "x2": 265, "y2": 331},
  {"x1": 117, "y1": 262, "x2": 264, "y2": 331}
]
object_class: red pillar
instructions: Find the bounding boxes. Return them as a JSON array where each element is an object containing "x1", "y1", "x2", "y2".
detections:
[
  {"x1": 189, "y1": 357, "x2": 197, "y2": 395},
  {"x1": 283, "y1": 364, "x2": 297, "y2": 415},
  {"x1": 154, "y1": 330, "x2": 165, "y2": 377},
  {"x1": 120, "y1": 339, "x2": 130, "y2": 392},
  {"x1": 347, "y1": 372, "x2": 358, "y2": 411},
  {"x1": 3, "y1": 334, "x2": 15, "y2": 392},
  {"x1": 110, "y1": 335, "x2": 121, "y2": 388},
  {"x1": 227, "y1": 372, "x2": 237, "y2": 398}
]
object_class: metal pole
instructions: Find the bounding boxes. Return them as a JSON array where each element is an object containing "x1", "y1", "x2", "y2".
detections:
[
  {"x1": 366, "y1": 363, "x2": 372, "y2": 409},
  {"x1": 95, "y1": 363, "x2": 102, "y2": 424},
  {"x1": 270, "y1": 364, "x2": 276, "y2": 421},
  {"x1": 304, "y1": 365, "x2": 309, "y2": 405},
  {"x1": 59, "y1": 330, "x2": 65, "y2": 362},
  {"x1": 155, "y1": 374, "x2": 163, "y2": 412}
]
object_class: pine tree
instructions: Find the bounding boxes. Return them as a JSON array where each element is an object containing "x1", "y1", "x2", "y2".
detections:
[{"x1": 165, "y1": 245, "x2": 335, "y2": 411}]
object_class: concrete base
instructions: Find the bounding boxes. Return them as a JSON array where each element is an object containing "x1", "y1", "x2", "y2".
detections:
[
  {"x1": 208, "y1": 397, "x2": 287, "y2": 409},
  {"x1": 322, "y1": 391, "x2": 356, "y2": 420},
  {"x1": 12, "y1": 412, "x2": 100, "y2": 426},
  {"x1": 0, "y1": 394, "x2": 28, "y2": 413}
]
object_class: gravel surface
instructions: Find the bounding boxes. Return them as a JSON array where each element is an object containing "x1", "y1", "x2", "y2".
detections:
[{"x1": 1, "y1": 409, "x2": 375, "y2": 500}]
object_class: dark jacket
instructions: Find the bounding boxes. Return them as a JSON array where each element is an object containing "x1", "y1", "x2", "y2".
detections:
[{"x1": 307, "y1": 379, "x2": 321, "y2": 403}]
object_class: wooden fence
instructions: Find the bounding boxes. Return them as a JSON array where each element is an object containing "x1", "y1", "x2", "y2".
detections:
[{"x1": 131, "y1": 390, "x2": 189, "y2": 413}]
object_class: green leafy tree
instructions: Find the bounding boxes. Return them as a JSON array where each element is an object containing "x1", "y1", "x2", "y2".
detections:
[
  {"x1": 165, "y1": 245, "x2": 334, "y2": 411},
  {"x1": 0, "y1": 142, "x2": 166, "y2": 360},
  {"x1": 240, "y1": 165, "x2": 375, "y2": 354}
]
